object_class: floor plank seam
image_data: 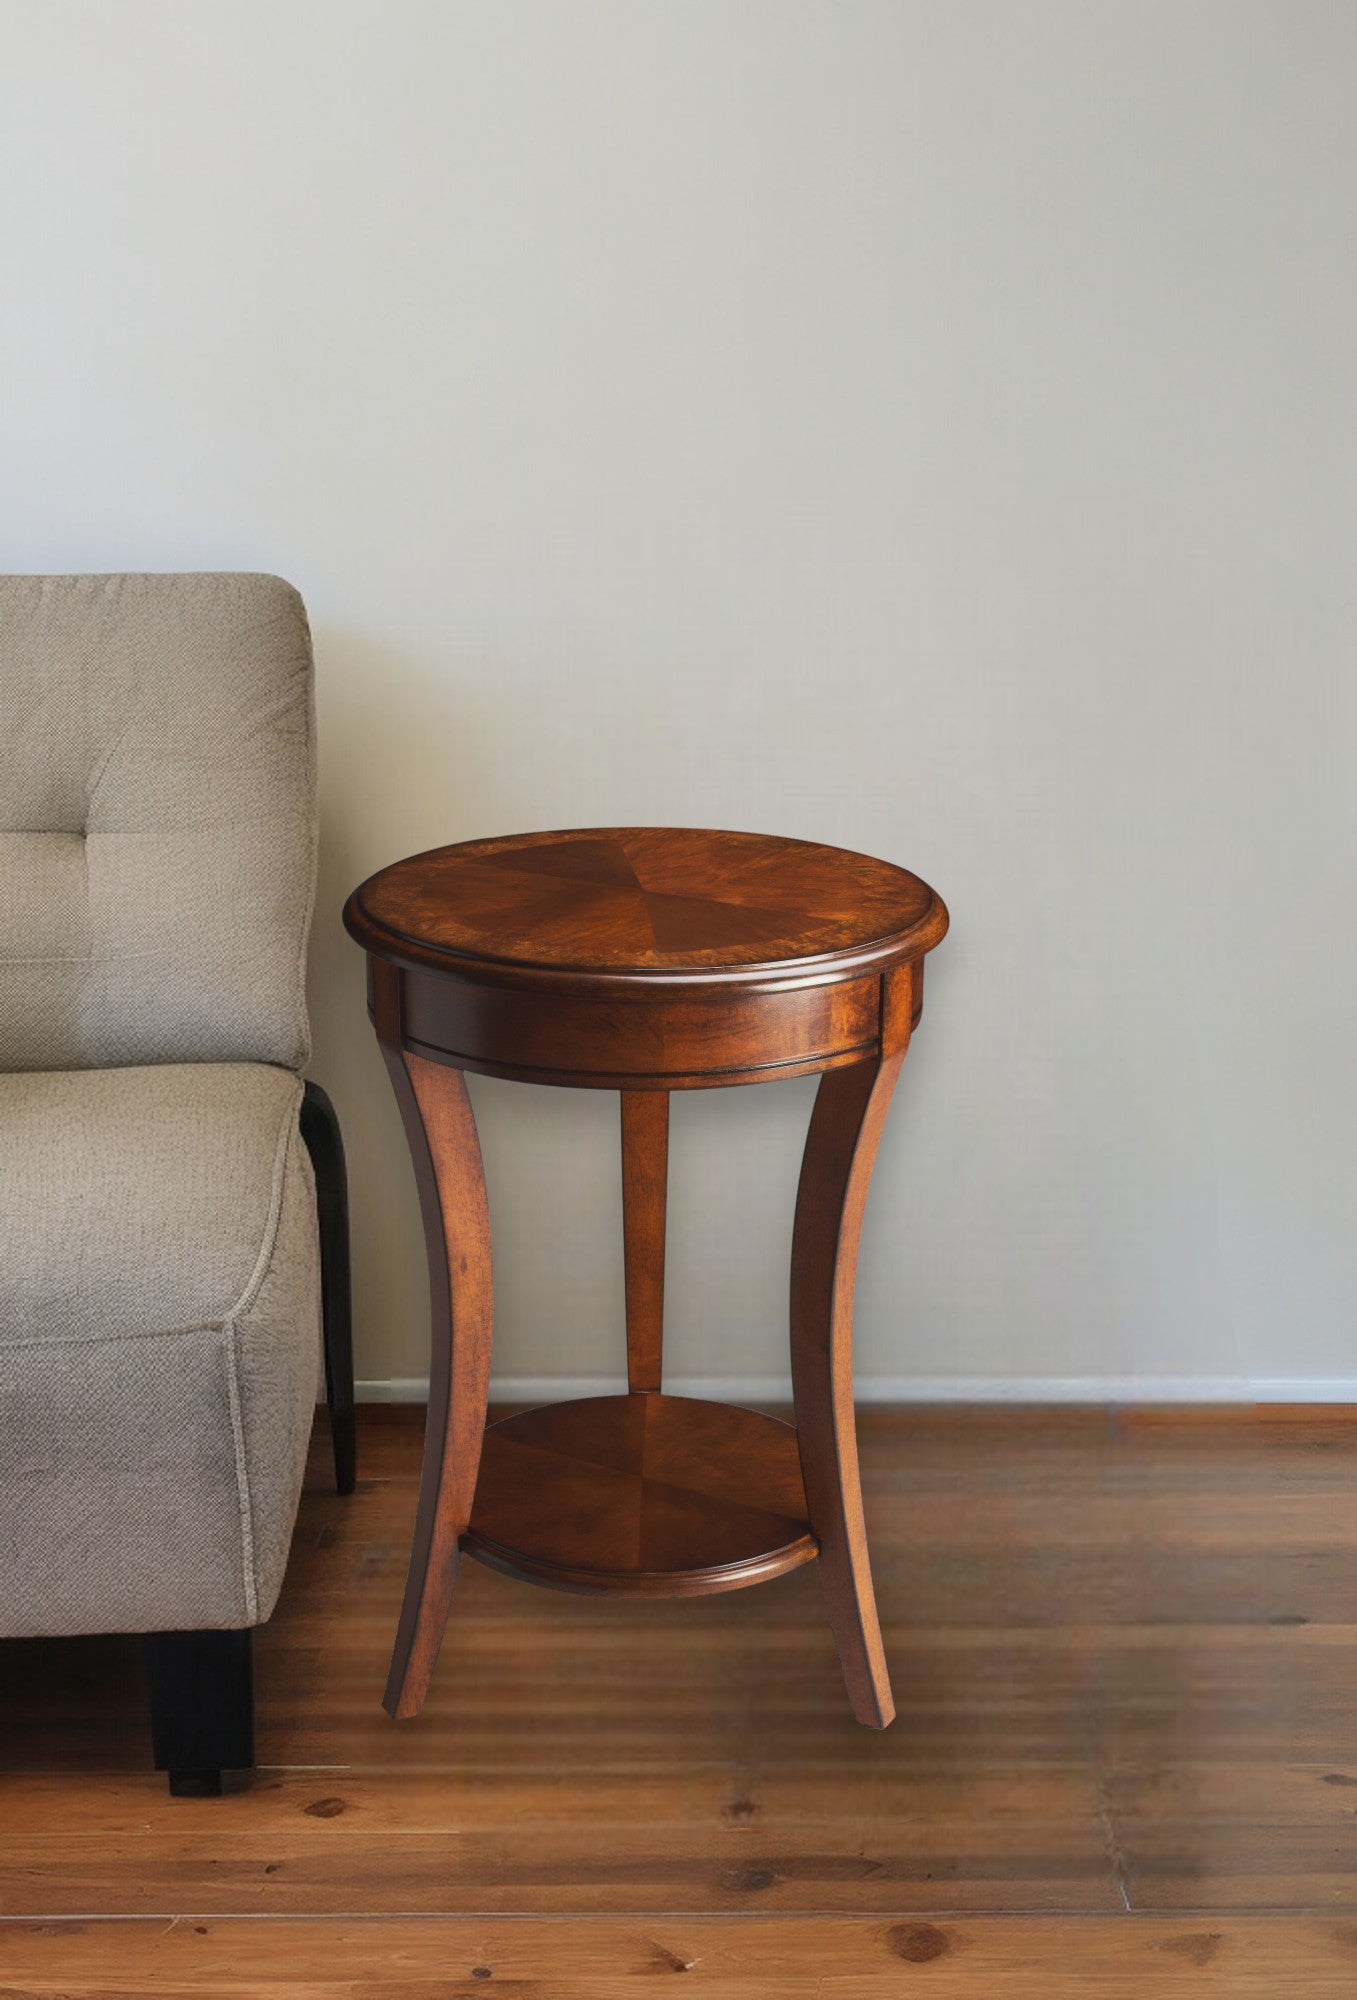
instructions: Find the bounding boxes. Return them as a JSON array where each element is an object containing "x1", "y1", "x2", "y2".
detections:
[
  {"x1": 12, "y1": 1410, "x2": 1357, "y2": 1969},
  {"x1": 0, "y1": 1910, "x2": 1129, "y2": 1924},
  {"x1": 12, "y1": 1906, "x2": 1357, "y2": 1923}
]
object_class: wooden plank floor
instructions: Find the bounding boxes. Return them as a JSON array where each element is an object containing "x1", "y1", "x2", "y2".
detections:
[{"x1": 4, "y1": 1403, "x2": 1357, "y2": 1994}]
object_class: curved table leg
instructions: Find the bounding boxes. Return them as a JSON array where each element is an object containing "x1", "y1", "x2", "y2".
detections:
[
  {"x1": 376, "y1": 969, "x2": 493, "y2": 1720},
  {"x1": 790, "y1": 1031, "x2": 909, "y2": 1729}
]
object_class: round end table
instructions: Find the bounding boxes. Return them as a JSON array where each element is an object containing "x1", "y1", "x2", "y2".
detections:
[{"x1": 344, "y1": 827, "x2": 948, "y2": 1727}]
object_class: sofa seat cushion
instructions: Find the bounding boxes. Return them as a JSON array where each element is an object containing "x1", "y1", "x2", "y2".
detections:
[{"x1": 0, "y1": 1063, "x2": 320, "y2": 1637}]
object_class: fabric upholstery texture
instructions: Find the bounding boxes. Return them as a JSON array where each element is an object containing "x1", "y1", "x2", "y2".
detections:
[
  {"x1": 0, "y1": 573, "x2": 324, "y2": 1642},
  {"x1": 0, "y1": 1063, "x2": 320, "y2": 1636},
  {"x1": 0, "y1": 573, "x2": 316, "y2": 1072}
]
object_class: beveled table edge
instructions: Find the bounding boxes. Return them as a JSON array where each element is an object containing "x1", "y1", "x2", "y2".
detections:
[
  {"x1": 343, "y1": 830, "x2": 949, "y2": 997},
  {"x1": 459, "y1": 1392, "x2": 820, "y2": 1597},
  {"x1": 461, "y1": 1529, "x2": 821, "y2": 1596}
]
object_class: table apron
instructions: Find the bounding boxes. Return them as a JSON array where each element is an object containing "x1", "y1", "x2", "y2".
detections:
[{"x1": 383, "y1": 962, "x2": 888, "y2": 1088}]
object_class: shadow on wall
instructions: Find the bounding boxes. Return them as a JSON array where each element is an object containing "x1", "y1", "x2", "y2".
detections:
[{"x1": 304, "y1": 623, "x2": 507, "y2": 1395}]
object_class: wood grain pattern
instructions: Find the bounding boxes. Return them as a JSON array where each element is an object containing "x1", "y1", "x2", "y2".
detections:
[
  {"x1": 4, "y1": 1913, "x2": 1356, "y2": 1996},
  {"x1": 347, "y1": 826, "x2": 947, "y2": 984},
  {"x1": 395, "y1": 957, "x2": 882, "y2": 1088},
  {"x1": 8, "y1": 1403, "x2": 1357, "y2": 1990},
  {"x1": 349, "y1": 830, "x2": 948, "y2": 1727},
  {"x1": 790, "y1": 1038, "x2": 909, "y2": 1729},
  {"x1": 463, "y1": 1393, "x2": 817, "y2": 1593},
  {"x1": 620, "y1": 1091, "x2": 669, "y2": 1391},
  {"x1": 373, "y1": 964, "x2": 494, "y2": 1722}
]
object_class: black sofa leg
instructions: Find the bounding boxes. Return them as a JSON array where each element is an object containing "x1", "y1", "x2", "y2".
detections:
[
  {"x1": 144, "y1": 1628, "x2": 255, "y2": 1796},
  {"x1": 300, "y1": 1078, "x2": 357, "y2": 1495}
]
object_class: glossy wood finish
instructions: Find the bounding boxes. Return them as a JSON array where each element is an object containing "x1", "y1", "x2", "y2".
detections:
[
  {"x1": 464, "y1": 1393, "x2": 818, "y2": 1594},
  {"x1": 348, "y1": 829, "x2": 946, "y2": 1091},
  {"x1": 8, "y1": 1405, "x2": 1357, "y2": 1993},
  {"x1": 620, "y1": 1091, "x2": 669, "y2": 1391},
  {"x1": 348, "y1": 827, "x2": 947, "y2": 983},
  {"x1": 347, "y1": 829, "x2": 948, "y2": 1724},
  {"x1": 374, "y1": 964, "x2": 494, "y2": 1722},
  {"x1": 790, "y1": 1047, "x2": 907, "y2": 1729},
  {"x1": 397, "y1": 960, "x2": 881, "y2": 1088},
  {"x1": 8, "y1": 1912, "x2": 1357, "y2": 1996}
]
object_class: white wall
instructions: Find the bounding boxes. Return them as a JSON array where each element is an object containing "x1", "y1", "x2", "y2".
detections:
[{"x1": 3, "y1": 2, "x2": 1355, "y2": 1398}]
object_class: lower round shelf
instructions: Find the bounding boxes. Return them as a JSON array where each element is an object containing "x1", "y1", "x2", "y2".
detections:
[{"x1": 463, "y1": 1392, "x2": 818, "y2": 1596}]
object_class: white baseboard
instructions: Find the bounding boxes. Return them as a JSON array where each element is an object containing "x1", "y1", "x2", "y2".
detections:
[{"x1": 356, "y1": 1373, "x2": 1357, "y2": 1405}]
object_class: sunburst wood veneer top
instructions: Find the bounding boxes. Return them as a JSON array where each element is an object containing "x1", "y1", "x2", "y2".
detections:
[{"x1": 347, "y1": 826, "x2": 947, "y2": 986}]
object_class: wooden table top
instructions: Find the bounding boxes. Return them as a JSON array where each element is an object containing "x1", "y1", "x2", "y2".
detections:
[{"x1": 345, "y1": 826, "x2": 947, "y2": 988}]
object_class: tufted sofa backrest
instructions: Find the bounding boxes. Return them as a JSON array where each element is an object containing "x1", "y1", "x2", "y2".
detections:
[{"x1": 0, "y1": 573, "x2": 316, "y2": 1072}]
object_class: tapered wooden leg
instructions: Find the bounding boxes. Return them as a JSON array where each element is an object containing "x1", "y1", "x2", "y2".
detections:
[
  {"x1": 375, "y1": 970, "x2": 493, "y2": 1721},
  {"x1": 621, "y1": 1090, "x2": 669, "y2": 1394},
  {"x1": 790, "y1": 1035, "x2": 909, "y2": 1729}
]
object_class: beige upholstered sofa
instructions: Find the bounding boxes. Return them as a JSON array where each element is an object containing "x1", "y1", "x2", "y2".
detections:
[{"x1": 0, "y1": 572, "x2": 353, "y2": 1793}]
